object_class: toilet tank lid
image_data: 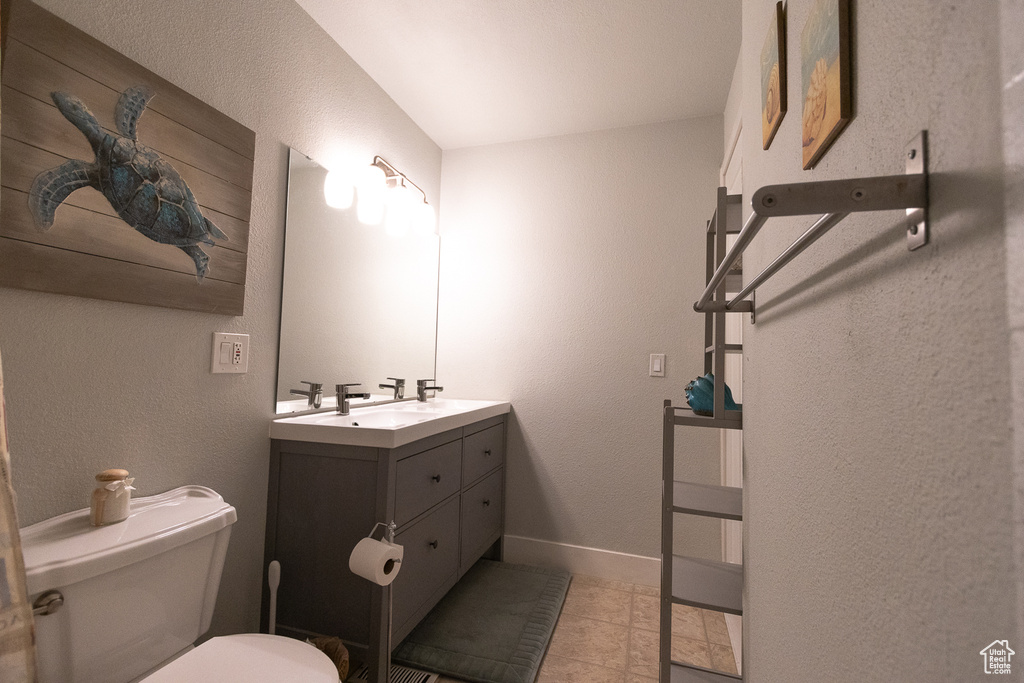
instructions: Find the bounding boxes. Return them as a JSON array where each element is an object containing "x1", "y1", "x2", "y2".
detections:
[{"x1": 21, "y1": 485, "x2": 237, "y2": 594}]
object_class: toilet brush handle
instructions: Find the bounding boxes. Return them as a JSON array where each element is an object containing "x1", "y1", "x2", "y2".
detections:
[{"x1": 267, "y1": 560, "x2": 281, "y2": 635}]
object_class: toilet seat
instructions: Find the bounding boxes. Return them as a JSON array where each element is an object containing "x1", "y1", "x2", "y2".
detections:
[{"x1": 140, "y1": 633, "x2": 339, "y2": 682}]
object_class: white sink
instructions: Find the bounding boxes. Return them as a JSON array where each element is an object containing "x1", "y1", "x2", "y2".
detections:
[{"x1": 269, "y1": 398, "x2": 510, "y2": 448}]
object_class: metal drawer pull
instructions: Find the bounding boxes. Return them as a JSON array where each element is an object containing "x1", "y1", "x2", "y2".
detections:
[
  {"x1": 431, "y1": 474, "x2": 441, "y2": 483},
  {"x1": 32, "y1": 590, "x2": 64, "y2": 616},
  {"x1": 482, "y1": 499, "x2": 491, "y2": 507},
  {"x1": 483, "y1": 449, "x2": 491, "y2": 456},
  {"x1": 429, "y1": 540, "x2": 439, "y2": 549}
]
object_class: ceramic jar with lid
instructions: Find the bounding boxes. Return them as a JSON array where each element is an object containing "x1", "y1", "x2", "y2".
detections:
[{"x1": 90, "y1": 469, "x2": 135, "y2": 526}]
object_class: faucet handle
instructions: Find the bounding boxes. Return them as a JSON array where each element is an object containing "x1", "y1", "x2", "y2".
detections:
[
  {"x1": 336, "y1": 383, "x2": 362, "y2": 391},
  {"x1": 300, "y1": 381, "x2": 322, "y2": 391}
]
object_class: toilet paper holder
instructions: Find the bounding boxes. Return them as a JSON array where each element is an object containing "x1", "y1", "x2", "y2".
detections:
[
  {"x1": 352, "y1": 520, "x2": 403, "y2": 683},
  {"x1": 367, "y1": 520, "x2": 399, "y2": 545}
]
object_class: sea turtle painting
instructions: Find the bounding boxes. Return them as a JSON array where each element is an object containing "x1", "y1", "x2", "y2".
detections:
[{"x1": 29, "y1": 86, "x2": 227, "y2": 282}]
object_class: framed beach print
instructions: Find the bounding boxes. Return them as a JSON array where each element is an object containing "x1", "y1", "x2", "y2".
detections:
[
  {"x1": 761, "y1": 2, "x2": 786, "y2": 150},
  {"x1": 800, "y1": 0, "x2": 851, "y2": 169}
]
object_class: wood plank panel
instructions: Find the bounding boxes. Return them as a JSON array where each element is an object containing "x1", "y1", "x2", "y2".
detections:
[
  {"x1": 0, "y1": 238, "x2": 245, "y2": 315},
  {"x1": 0, "y1": 0, "x2": 252, "y2": 314},
  {"x1": 1, "y1": 136, "x2": 248, "y2": 251},
  {"x1": 2, "y1": 85, "x2": 252, "y2": 222},
  {"x1": 3, "y1": 38, "x2": 253, "y2": 191},
  {"x1": 1, "y1": 187, "x2": 246, "y2": 285},
  {"x1": 5, "y1": 0, "x2": 255, "y2": 160}
]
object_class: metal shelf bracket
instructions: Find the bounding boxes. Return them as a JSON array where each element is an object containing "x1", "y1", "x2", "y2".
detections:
[
  {"x1": 905, "y1": 130, "x2": 928, "y2": 250},
  {"x1": 695, "y1": 130, "x2": 930, "y2": 316}
]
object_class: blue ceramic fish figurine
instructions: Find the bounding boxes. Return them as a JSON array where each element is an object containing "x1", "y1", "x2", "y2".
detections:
[
  {"x1": 29, "y1": 86, "x2": 227, "y2": 282},
  {"x1": 685, "y1": 372, "x2": 741, "y2": 416}
]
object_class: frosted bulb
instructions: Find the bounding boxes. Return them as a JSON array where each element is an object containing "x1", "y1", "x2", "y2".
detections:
[
  {"x1": 385, "y1": 184, "x2": 418, "y2": 237},
  {"x1": 356, "y1": 164, "x2": 387, "y2": 225},
  {"x1": 413, "y1": 202, "x2": 436, "y2": 235},
  {"x1": 323, "y1": 170, "x2": 353, "y2": 209}
]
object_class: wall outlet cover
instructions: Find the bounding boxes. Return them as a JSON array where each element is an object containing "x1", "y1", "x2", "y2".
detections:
[{"x1": 212, "y1": 332, "x2": 249, "y2": 373}]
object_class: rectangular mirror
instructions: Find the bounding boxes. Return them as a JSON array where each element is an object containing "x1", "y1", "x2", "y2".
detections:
[{"x1": 275, "y1": 149, "x2": 439, "y2": 413}]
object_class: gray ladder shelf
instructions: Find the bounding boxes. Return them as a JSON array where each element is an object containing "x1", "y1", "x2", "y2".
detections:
[{"x1": 661, "y1": 187, "x2": 744, "y2": 683}]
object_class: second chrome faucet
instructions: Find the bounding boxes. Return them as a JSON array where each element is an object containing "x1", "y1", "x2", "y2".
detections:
[
  {"x1": 379, "y1": 377, "x2": 405, "y2": 400},
  {"x1": 416, "y1": 378, "x2": 444, "y2": 402},
  {"x1": 336, "y1": 383, "x2": 370, "y2": 415}
]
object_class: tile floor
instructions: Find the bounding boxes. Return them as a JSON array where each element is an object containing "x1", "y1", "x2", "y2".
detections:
[{"x1": 435, "y1": 573, "x2": 739, "y2": 683}]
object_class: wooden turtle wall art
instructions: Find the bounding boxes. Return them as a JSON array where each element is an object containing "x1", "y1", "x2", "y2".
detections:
[{"x1": 29, "y1": 86, "x2": 227, "y2": 282}]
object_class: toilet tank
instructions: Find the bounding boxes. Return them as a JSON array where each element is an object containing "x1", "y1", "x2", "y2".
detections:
[{"x1": 21, "y1": 485, "x2": 238, "y2": 683}]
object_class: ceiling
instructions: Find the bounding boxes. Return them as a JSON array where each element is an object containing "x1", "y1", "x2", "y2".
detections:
[{"x1": 295, "y1": 0, "x2": 742, "y2": 150}]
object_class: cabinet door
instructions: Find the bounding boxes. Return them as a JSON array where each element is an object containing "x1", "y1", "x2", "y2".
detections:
[{"x1": 463, "y1": 424, "x2": 504, "y2": 486}]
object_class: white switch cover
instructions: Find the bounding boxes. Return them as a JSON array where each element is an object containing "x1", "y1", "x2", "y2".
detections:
[
  {"x1": 649, "y1": 353, "x2": 665, "y2": 377},
  {"x1": 212, "y1": 333, "x2": 249, "y2": 373}
]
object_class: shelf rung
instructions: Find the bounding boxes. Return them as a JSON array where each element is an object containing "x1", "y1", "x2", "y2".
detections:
[
  {"x1": 671, "y1": 662, "x2": 743, "y2": 682},
  {"x1": 672, "y1": 555, "x2": 742, "y2": 615},
  {"x1": 703, "y1": 344, "x2": 743, "y2": 355},
  {"x1": 673, "y1": 481, "x2": 742, "y2": 521},
  {"x1": 671, "y1": 407, "x2": 743, "y2": 430}
]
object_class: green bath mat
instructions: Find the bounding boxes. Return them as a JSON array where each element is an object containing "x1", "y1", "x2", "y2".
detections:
[{"x1": 393, "y1": 560, "x2": 570, "y2": 683}]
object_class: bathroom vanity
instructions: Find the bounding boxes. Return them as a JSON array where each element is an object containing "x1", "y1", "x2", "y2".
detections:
[{"x1": 262, "y1": 399, "x2": 509, "y2": 681}]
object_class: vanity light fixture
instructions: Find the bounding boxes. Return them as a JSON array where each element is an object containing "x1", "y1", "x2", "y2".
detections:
[{"x1": 365, "y1": 156, "x2": 436, "y2": 235}]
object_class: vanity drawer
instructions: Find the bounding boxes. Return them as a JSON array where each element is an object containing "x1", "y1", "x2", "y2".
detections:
[
  {"x1": 460, "y1": 468, "x2": 504, "y2": 570},
  {"x1": 463, "y1": 424, "x2": 504, "y2": 486},
  {"x1": 393, "y1": 497, "x2": 460, "y2": 629},
  {"x1": 395, "y1": 440, "x2": 462, "y2": 526}
]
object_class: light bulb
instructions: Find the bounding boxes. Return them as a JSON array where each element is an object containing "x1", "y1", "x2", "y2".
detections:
[
  {"x1": 356, "y1": 164, "x2": 386, "y2": 225},
  {"x1": 385, "y1": 183, "x2": 418, "y2": 237},
  {"x1": 413, "y1": 201, "x2": 436, "y2": 235},
  {"x1": 323, "y1": 169, "x2": 354, "y2": 209}
]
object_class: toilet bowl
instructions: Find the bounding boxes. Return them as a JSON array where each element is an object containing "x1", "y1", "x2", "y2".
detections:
[
  {"x1": 20, "y1": 485, "x2": 338, "y2": 683},
  {"x1": 139, "y1": 633, "x2": 338, "y2": 682}
]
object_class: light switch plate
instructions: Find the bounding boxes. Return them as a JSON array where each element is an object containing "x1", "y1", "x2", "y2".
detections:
[
  {"x1": 211, "y1": 333, "x2": 249, "y2": 373},
  {"x1": 649, "y1": 353, "x2": 665, "y2": 377}
]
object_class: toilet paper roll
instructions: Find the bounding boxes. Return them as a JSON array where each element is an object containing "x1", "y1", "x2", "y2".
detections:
[{"x1": 348, "y1": 537, "x2": 404, "y2": 586}]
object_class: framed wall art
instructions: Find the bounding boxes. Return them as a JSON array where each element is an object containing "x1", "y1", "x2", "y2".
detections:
[
  {"x1": 0, "y1": 0, "x2": 255, "y2": 315},
  {"x1": 800, "y1": 0, "x2": 851, "y2": 169},
  {"x1": 761, "y1": 1, "x2": 786, "y2": 150}
]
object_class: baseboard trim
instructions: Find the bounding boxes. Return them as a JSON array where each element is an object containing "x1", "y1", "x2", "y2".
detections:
[{"x1": 503, "y1": 535, "x2": 660, "y2": 587}]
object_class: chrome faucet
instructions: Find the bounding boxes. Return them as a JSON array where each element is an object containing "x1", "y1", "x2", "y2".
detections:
[
  {"x1": 416, "y1": 379, "x2": 444, "y2": 402},
  {"x1": 336, "y1": 383, "x2": 371, "y2": 415},
  {"x1": 290, "y1": 381, "x2": 323, "y2": 409},
  {"x1": 379, "y1": 377, "x2": 406, "y2": 400}
]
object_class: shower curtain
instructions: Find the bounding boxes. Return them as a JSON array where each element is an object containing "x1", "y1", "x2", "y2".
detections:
[{"x1": 0, "y1": 348, "x2": 37, "y2": 682}]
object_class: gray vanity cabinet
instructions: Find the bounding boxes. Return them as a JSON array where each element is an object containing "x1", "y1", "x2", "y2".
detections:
[{"x1": 261, "y1": 413, "x2": 507, "y2": 682}]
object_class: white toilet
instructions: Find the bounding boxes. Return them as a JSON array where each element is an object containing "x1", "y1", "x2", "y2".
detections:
[{"x1": 20, "y1": 485, "x2": 339, "y2": 683}]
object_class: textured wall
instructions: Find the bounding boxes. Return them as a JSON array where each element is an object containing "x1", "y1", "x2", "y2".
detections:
[
  {"x1": 1, "y1": 0, "x2": 440, "y2": 637},
  {"x1": 1001, "y1": 0, "x2": 1024, "y2": 649},
  {"x1": 739, "y1": 1, "x2": 1016, "y2": 680},
  {"x1": 436, "y1": 118, "x2": 724, "y2": 562}
]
